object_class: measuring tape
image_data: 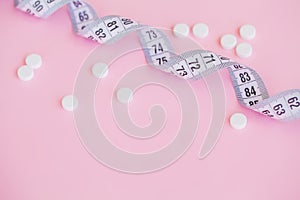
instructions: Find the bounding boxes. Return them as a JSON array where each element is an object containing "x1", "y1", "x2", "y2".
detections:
[{"x1": 15, "y1": 0, "x2": 300, "y2": 121}]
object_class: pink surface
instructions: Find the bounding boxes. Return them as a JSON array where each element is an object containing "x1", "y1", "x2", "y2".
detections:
[{"x1": 1, "y1": 0, "x2": 300, "y2": 199}]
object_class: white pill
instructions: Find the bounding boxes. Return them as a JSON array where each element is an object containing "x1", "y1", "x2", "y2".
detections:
[
  {"x1": 117, "y1": 88, "x2": 133, "y2": 104},
  {"x1": 61, "y1": 95, "x2": 78, "y2": 111},
  {"x1": 236, "y1": 42, "x2": 253, "y2": 58},
  {"x1": 192, "y1": 23, "x2": 209, "y2": 38},
  {"x1": 240, "y1": 24, "x2": 256, "y2": 40},
  {"x1": 220, "y1": 34, "x2": 237, "y2": 50},
  {"x1": 17, "y1": 65, "x2": 34, "y2": 81},
  {"x1": 173, "y1": 23, "x2": 190, "y2": 38},
  {"x1": 25, "y1": 53, "x2": 42, "y2": 69},
  {"x1": 230, "y1": 113, "x2": 247, "y2": 130},
  {"x1": 92, "y1": 62, "x2": 109, "y2": 78}
]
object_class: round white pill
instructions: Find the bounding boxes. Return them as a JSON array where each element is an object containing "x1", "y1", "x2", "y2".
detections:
[
  {"x1": 192, "y1": 23, "x2": 209, "y2": 38},
  {"x1": 17, "y1": 65, "x2": 34, "y2": 81},
  {"x1": 61, "y1": 95, "x2": 78, "y2": 111},
  {"x1": 92, "y1": 62, "x2": 109, "y2": 78},
  {"x1": 117, "y1": 88, "x2": 133, "y2": 104},
  {"x1": 220, "y1": 34, "x2": 237, "y2": 50},
  {"x1": 25, "y1": 53, "x2": 42, "y2": 69},
  {"x1": 236, "y1": 42, "x2": 253, "y2": 58},
  {"x1": 230, "y1": 113, "x2": 247, "y2": 130},
  {"x1": 173, "y1": 23, "x2": 190, "y2": 38},
  {"x1": 240, "y1": 24, "x2": 256, "y2": 40}
]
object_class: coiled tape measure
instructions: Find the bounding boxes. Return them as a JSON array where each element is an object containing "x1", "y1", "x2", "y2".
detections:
[{"x1": 15, "y1": 0, "x2": 300, "y2": 121}]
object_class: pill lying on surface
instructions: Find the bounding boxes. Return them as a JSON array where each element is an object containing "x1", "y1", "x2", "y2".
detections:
[
  {"x1": 240, "y1": 24, "x2": 256, "y2": 40},
  {"x1": 192, "y1": 23, "x2": 209, "y2": 38},
  {"x1": 61, "y1": 95, "x2": 78, "y2": 111},
  {"x1": 230, "y1": 113, "x2": 247, "y2": 130},
  {"x1": 220, "y1": 34, "x2": 237, "y2": 50},
  {"x1": 236, "y1": 42, "x2": 252, "y2": 58},
  {"x1": 173, "y1": 23, "x2": 190, "y2": 38},
  {"x1": 17, "y1": 65, "x2": 34, "y2": 81},
  {"x1": 117, "y1": 88, "x2": 133, "y2": 104},
  {"x1": 92, "y1": 62, "x2": 109, "y2": 78},
  {"x1": 25, "y1": 53, "x2": 42, "y2": 69}
]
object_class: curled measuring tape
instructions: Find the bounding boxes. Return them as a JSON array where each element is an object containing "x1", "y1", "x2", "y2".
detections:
[{"x1": 15, "y1": 0, "x2": 300, "y2": 121}]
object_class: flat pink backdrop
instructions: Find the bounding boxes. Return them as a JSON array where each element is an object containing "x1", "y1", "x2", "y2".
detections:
[{"x1": 1, "y1": 0, "x2": 300, "y2": 199}]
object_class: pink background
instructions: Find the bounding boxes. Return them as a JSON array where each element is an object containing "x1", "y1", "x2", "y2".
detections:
[{"x1": 1, "y1": 0, "x2": 300, "y2": 199}]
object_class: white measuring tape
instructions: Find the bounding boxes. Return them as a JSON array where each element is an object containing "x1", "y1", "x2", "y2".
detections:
[{"x1": 15, "y1": 0, "x2": 300, "y2": 121}]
